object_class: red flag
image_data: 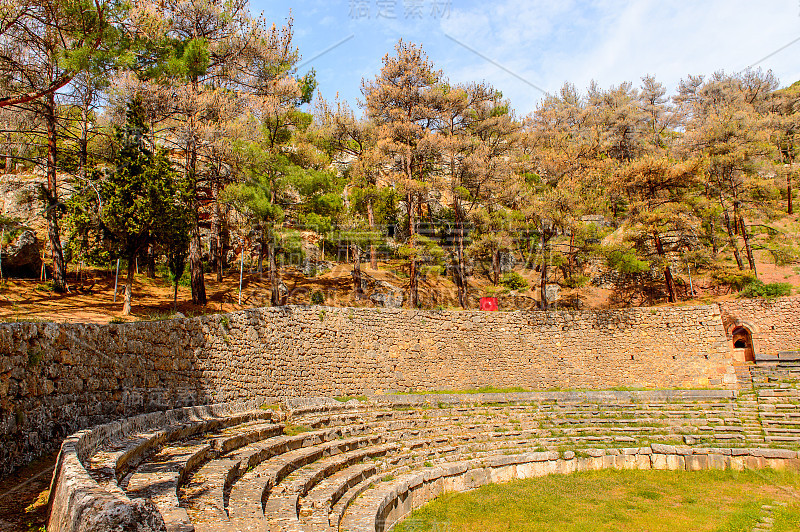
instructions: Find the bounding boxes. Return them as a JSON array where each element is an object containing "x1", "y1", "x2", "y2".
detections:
[{"x1": 480, "y1": 297, "x2": 498, "y2": 311}]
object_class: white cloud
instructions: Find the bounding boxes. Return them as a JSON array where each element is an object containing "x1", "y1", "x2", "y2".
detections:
[
  {"x1": 252, "y1": 0, "x2": 800, "y2": 116},
  {"x1": 438, "y1": 0, "x2": 800, "y2": 113}
]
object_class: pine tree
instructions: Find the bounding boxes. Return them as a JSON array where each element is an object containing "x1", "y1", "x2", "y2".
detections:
[
  {"x1": 101, "y1": 98, "x2": 191, "y2": 315},
  {"x1": 361, "y1": 40, "x2": 444, "y2": 308},
  {"x1": 123, "y1": 0, "x2": 307, "y2": 305},
  {"x1": 0, "y1": 0, "x2": 120, "y2": 292}
]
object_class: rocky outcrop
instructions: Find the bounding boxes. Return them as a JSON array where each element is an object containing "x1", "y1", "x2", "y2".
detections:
[
  {"x1": 0, "y1": 175, "x2": 44, "y2": 229},
  {"x1": 1, "y1": 229, "x2": 41, "y2": 276}
]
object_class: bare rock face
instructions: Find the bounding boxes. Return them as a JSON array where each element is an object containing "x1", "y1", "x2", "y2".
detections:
[
  {"x1": 2, "y1": 229, "x2": 41, "y2": 276},
  {"x1": 370, "y1": 281, "x2": 404, "y2": 308},
  {"x1": 0, "y1": 175, "x2": 45, "y2": 229},
  {"x1": 545, "y1": 283, "x2": 560, "y2": 302}
]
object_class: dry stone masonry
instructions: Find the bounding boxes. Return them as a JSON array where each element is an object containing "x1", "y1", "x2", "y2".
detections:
[
  {"x1": 45, "y1": 389, "x2": 800, "y2": 532},
  {"x1": 720, "y1": 297, "x2": 800, "y2": 357},
  {"x1": 2, "y1": 298, "x2": 800, "y2": 480}
]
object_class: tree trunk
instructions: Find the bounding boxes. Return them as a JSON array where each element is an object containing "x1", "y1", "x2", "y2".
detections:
[
  {"x1": 219, "y1": 213, "x2": 228, "y2": 278},
  {"x1": 540, "y1": 235, "x2": 550, "y2": 310},
  {"x1": 454, "y1": 200, "x2": 468, "y2": 309},
  {"x1": 352, "y1": 244, "x2": 363, "y2": 298},
  {"x1": 787, "y1": 166, "x2": 794, "y2": 215},
  {"x1": 721, "y1": 198, "x2": 744, "y2": 270},
  {"x1": 79, "y1": 103, "x2": 88, "y2": 180},
  {"x1": 186, "y1": 93, "x2": 206, "y2": 305},
  {"x1": 709, "y1": 218, "x2": 718, "y2": 256},
  {"x1": 45, "y1": 93, "x2": 66, "y2": 293},
  {"x1": 409, "y1": 258, "x2": 418, "y2": 308},
  {"x1": 367, "y1": 200, "x2": 377, "y2": 270},
  {"x1": 189, "y1": 223, "x2": 206, "y2": 305},
  {"x1": 123, "y1": 258, "x2": 135, "y2": 315},
  {"x1": 736, "y1": 206, "x2": 757, "y2": 277},
  {"x1": 145, "y1": 243, "x2": 155, "y2": 279},
  {"x1": 407, "y1": 192, "x2": 418, "y2": 309},
  {"x1": 210, "y1": 180, "x2": 223, "y2": 282},
  {"x1": 187, "y1": 143, "x2": 206, "y2": 304},
  {"x1": 5, "y1": 132, "x2": 13, "y2": 173},
  {"x1": 654, "y1": 232, "x2": 677, "y2": 303},
  {"x1": 492, "y1": 249, "x2": 500, "y2": 286},
  {"x1": 567, "y1": 233, "x2": 575, "y2": 273},
  {"x1": 173, "y1": 281, "x2": 179, "y2": 312},
  {"x1": 269, "y1": 241, "x2": 281, "y2": 306}
]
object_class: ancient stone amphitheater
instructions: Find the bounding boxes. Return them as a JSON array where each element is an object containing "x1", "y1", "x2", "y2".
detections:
[
  {"x1": 1, "y1": 298, "x2": 799, "y2": 531},
  {"x1": 49, "y1": 384, "x2": 800, "y2": 532}
]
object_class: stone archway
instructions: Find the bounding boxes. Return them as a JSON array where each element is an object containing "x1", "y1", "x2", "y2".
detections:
[{"x1": 731, "y1": 325, "x2": 755, "y2": 363}]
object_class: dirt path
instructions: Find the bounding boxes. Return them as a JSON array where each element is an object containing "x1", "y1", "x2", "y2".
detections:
[
  {"x1": 0, "y1": 255, "x2": 798, "y2": 324},
  {"x1": 0, "y1": 453, "x2": 56, "y2": 532}
]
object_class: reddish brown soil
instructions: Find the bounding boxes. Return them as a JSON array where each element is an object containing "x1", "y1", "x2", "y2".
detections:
[
  {"x1": 0, "y1": 453, "x2": 56, "y2": 532},
  {"x1": 1, "y1": 251, "x2": 798, "y2": 324}
]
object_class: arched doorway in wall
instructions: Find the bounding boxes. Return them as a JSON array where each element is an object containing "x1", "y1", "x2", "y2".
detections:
[{"x1": 731, "y1": 326, "x2": 755, "y2": 363}]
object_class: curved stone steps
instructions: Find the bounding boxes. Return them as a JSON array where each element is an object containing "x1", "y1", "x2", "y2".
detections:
[
  {"x1": 366, "y1": 403, "x2": 751, "y2": 435},
  {"x1": 336, "y1": 424, "x2": 768, "y2": 530},
  {"x1": 290, "y1": 413, "x2": 366, "y2": 431},
  {"x1": 182, "y1": 425, "x2": 371, "y2": 526},
  {"x1": 339, "y1": 446, "x2": 800, "y2": 532},
  {"x1": 340, "y1": 462, "x2": 471, "y2": 532},
  {"x1": 300, "y1": 462, "x2": 378, "y2": 531},
  {"x1": 325, "y1": 437, "x2": 569, "y2": 531},
  {"x1": 364, "y1": 400, "x2": 757, "y2": 449},
  {"x1": 264, "y1": 443, "x2": 398, "y2": 532},
  {"x1": 225, "y1": 434, "x2": 383, "y2": 521},
  {"x1": 124, "y1": 439, "x2": 212, "y2": 532},
  {"x1": 122, "y1": 422, "x2": 285, "y2": 532},
  {"x1": 47, "y1": 389, "x2": 800, "y2": 532},
  {"x1": 366, "y1": 409, "x2": 760, "y2": 450},
  {"x1": 85, "y1": 410, "x2": 279, "y2": 493},
  {"x1": 325, "y1": 448, "x2": 473, "y2": 532},
  {"x1": 286, "y1": 401, "x2": 369, "y2": 419},
  {"x1": 46, "y1": 400, "x2": 284, "y2": 532}
]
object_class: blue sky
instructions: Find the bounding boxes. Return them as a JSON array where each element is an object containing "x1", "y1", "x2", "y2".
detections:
[{"x1": 250, "y1": 0, "x2": 800, "y2": 116}]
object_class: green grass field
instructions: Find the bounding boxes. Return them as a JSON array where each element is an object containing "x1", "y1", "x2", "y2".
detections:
[{"x1": 393, "y1": 469, "x2": 800, "y2": 532}]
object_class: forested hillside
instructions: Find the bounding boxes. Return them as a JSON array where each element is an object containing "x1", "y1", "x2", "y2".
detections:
[{"x1": 0, "y1": 0, "x2": 798, "y2": 319}]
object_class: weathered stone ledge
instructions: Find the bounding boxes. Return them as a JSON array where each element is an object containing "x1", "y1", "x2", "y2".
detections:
[{"x1": 369, "y1": 445, "x2": 800, "y2": 532}]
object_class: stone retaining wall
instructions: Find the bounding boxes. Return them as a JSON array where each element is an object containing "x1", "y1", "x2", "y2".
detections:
[
  {"x1": 719, "y1": 297, "x2": 800, "y2": 356},
  {"x1": 2, "y1": 300, "x2": 799, "y2": 477}
]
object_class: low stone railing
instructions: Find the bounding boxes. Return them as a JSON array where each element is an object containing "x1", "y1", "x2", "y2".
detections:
[{"x1": 47, "y1": 400, "x2": 267, "y2": 532}]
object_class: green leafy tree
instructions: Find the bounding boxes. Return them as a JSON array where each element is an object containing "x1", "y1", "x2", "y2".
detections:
[
  {"x1": 315, "y1": 97, "x2": 385, "y2": 270},
  {"x1": 766, "y1": 81, "x2": 800, "y2": 215},
  {"x1": 397, "y1": 234, "x2": 444, "y2": 307},
  {"x1": 224, "y1": 139, "x2": 290, "y2": 306},
  {"x1": 101, "y1": 98, "x2": 191, "y2": 315},
  {"x1": 124, "y1": 0, "x2": 310, "y2": 304},
  {"x1": 676, "y1": 70, "x2": 779, "y2": 276},
  {"x1": 440, "y1": 83, "x2": 521, "y2": 307}
]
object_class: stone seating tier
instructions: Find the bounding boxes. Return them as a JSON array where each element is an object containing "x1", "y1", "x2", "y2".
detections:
[{"x1": 46, "y1": 389, "x2": 800, "y2": 532}]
